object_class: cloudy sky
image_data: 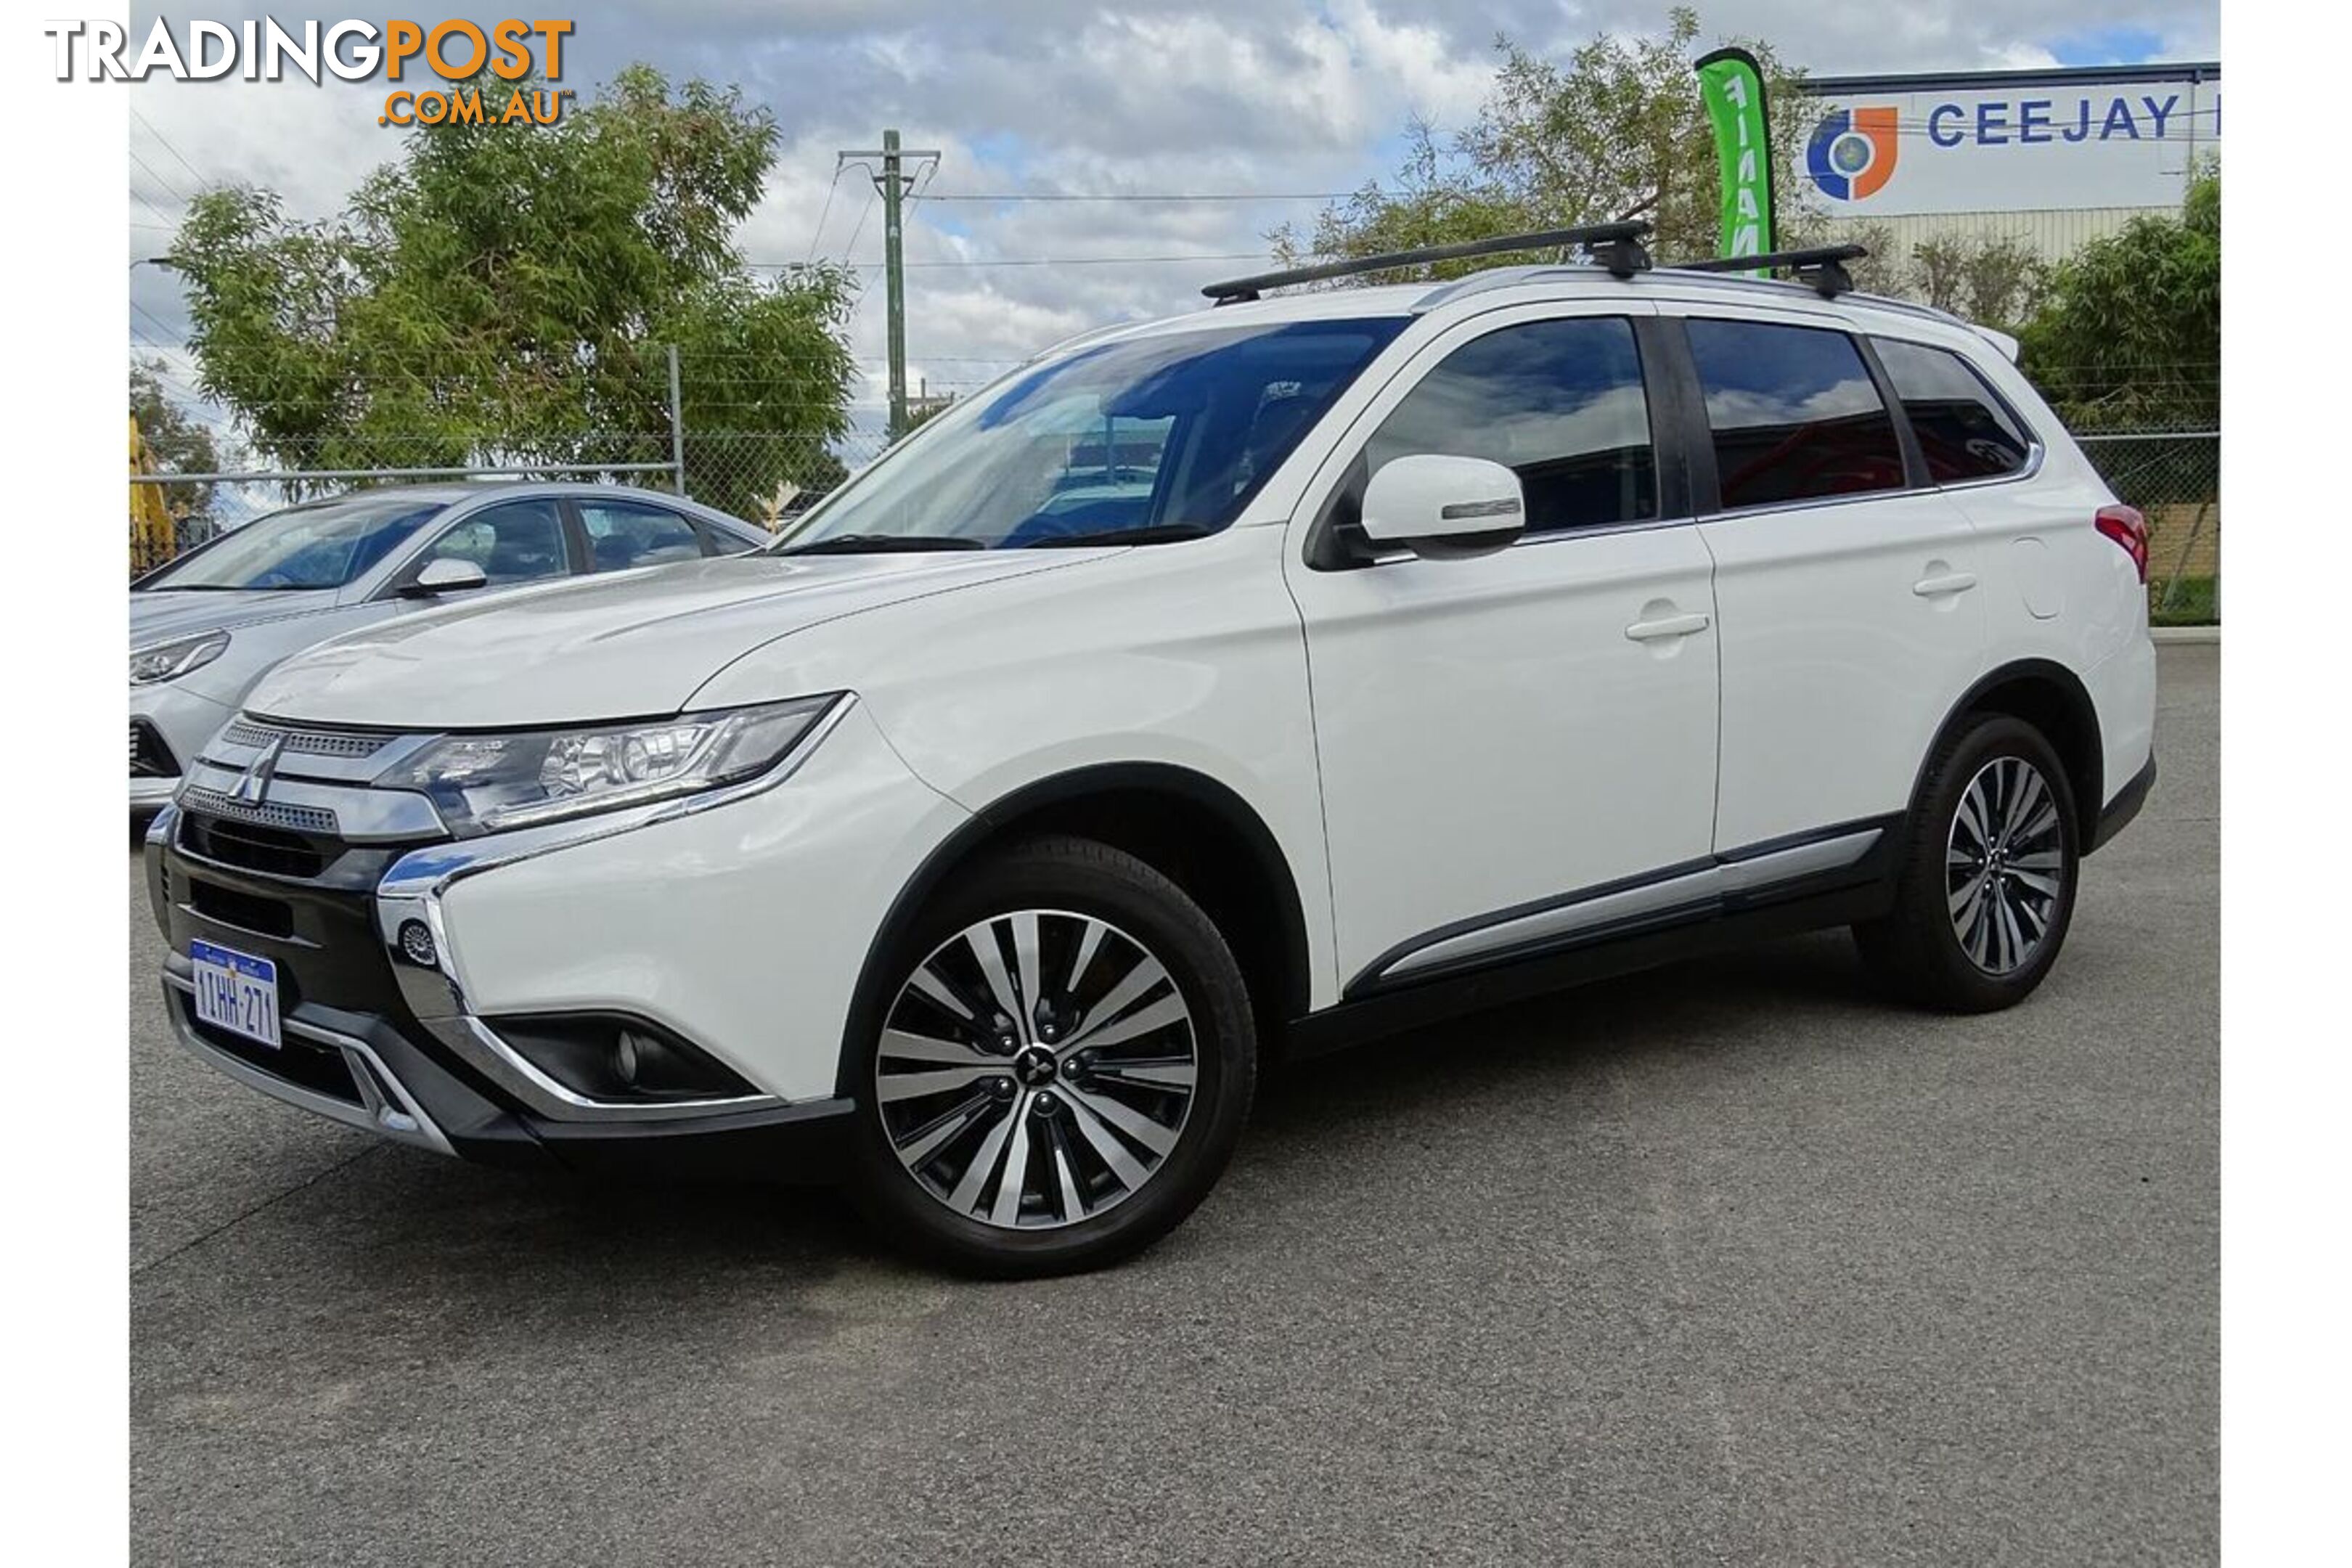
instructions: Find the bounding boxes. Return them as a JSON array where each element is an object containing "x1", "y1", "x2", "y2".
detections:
[{"x1": 124, "y1": 1, "x2": 2219, "y2": 449}]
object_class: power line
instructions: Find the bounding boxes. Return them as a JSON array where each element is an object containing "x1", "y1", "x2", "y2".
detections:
[
  {"x1": 923, "y1": 191, "x2": 1355, "y2": 203},
  {"x1": 131, "y1": 104, "x2": 208, "y2": 189},
  {"x1": 130, "y1": 150, "x2": 187, "y2": 205},
  {"x1": 749, "y1": 251, "x2": 1270, "y2": 271},
  {"x1": 839, "y1": 184, "x2": 879, "y2": 260},
  {"x1": 131, "y1": 187, "x2": 179, "y2": 231},
  {"x1": 803, "y1": 164, "x2": 849, "y2": 264}
]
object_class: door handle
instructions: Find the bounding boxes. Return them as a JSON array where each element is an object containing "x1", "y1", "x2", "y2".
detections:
[
  {"x1": 1623, "y1": 611, "x2": 1710, "y2": 642},
  {"x1": 1912, "y1": 571, "x2": 1978, "y2": 597}
]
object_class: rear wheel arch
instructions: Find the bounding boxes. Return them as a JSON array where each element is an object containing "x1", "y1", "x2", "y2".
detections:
[
  {"x1": 1914, "y1": 660, "x2": 2104, "y2": 846},
  {"x1": 838, "y1": 763, "x2": 1313, "y2": 1096}
]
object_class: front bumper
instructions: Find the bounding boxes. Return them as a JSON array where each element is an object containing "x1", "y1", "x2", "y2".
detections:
[
  {"x1": 144, "y1": 698, "x2": 961, "y2": 1173},
  {"x1": 158, "y1": 951, "x2": 854, "y2": 1175}
]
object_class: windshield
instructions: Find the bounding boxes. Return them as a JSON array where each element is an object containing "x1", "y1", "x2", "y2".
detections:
[
  {"x1": 775, "y1": 318, "x2": 1405, "y2": 552},
  {"x1": 139, "y1": 493, "x2": 449, "y2": 591}
]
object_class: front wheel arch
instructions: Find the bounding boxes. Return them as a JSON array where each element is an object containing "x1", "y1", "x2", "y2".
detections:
[{"x1": 837, "y1": 762, "x2": 1312, "y2": 1100}]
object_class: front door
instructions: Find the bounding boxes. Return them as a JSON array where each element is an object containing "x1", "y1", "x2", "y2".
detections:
[{"x1": 1284, "y1": 306, "x2": 1722, "y2": 992}]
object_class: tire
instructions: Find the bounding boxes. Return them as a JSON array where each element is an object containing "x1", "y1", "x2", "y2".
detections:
[
  {"x1": 1854, "y1": 714, "x2": 2081, "y2": 1013},
  {"x1": 842, "y1": 834, "x2": 1257, "y2": 1277}
]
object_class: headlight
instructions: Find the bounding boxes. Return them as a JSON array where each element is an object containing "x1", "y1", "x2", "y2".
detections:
[
  {"x1": 130, "y1": 630, "x2": 229, "y2": 686},
  {"x1": 374, "y1": 695, "x2": 842, "y2": 838}
]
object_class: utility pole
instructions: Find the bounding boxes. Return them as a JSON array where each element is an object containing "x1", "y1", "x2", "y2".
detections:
[{"x1": 836, "y1": 130, "x2": 940, "y2": 438}]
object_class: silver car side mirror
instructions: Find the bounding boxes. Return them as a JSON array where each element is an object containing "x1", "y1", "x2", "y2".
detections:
[{"x1": 402, "y1": 557, "x2": 490, "y2": 597}]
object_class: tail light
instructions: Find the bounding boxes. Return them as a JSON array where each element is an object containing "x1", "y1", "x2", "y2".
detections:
[{"x1": 2095, "y1": 504, "x2": 2149, "y2": 583}]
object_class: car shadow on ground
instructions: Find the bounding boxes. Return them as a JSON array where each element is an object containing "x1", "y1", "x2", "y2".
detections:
[{"x1": 255, "y1": 928, "x2": 1898, "y2": 1300}]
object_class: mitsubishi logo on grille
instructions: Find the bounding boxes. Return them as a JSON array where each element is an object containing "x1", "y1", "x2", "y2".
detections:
[{"x1": 229, "y1": 732, "x2": 286, "y2": 807}]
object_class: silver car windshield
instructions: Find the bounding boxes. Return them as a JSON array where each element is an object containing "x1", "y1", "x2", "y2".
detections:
[
  {"x1": 139, "y1": 494, "x2": 449, "y2": 591},
  {"x1": 772, "y1": 318, "x2": 1405, "y2": 553}
]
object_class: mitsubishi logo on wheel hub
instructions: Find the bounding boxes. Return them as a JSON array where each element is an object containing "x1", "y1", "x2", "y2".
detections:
[{"x1": 1013, "y1": 1046, "x2": 1058, "y2": 1087}]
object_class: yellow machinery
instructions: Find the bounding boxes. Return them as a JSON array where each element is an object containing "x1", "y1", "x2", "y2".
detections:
[{"x1": 129, "y1": 413, "x2": 176, "y2": 576}]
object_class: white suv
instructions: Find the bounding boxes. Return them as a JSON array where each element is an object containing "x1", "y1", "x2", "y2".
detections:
[{"x1": 144, "y1": 228, "x2": 2157, "y2": 1276}]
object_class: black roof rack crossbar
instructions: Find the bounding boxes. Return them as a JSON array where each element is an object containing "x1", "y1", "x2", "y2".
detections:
[
  {"x1": 1675, "y1": 244, "x2": 1869, "y2": 298},
  {"x1": 1202, "y1": 221, "x2": 1654, "y2": 303}
]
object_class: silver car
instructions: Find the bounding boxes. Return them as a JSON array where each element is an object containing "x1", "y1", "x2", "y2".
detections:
[{"x1": 130, "y1": 482, "x2": 771, "y2": 811}]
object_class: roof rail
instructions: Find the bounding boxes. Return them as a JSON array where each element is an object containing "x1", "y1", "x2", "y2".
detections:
[
  {"x1": 1674, "y1": 244, "x2": 1869, "y2": 299},
  {"x1": 1202, "y1": 222, "x2": 1653, "y2": 304}
]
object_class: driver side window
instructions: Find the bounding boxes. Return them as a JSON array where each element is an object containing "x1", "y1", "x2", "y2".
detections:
[
  {"x1": 1356, "y1": 315, "x2": 1659, "y2": 536},
  {"x1": 420, "y1": 499, "x2": 571, "y2": 587}
]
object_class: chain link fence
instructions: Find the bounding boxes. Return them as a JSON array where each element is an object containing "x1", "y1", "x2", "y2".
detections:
[
  {"x1": 2077, "y1": 430, "x2": 2219, "y2": 625},
  {"x1": 128, "y1": 345, "x2": 904, "y2": 574}
]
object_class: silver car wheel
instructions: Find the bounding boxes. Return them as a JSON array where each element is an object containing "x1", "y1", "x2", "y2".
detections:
[
  {"x1": 874, "y1": 909, "x2": 1199, "y2": 1230},
  {"x1": 1945, "y1": 755, "x2": 2067, "y2": 976}
]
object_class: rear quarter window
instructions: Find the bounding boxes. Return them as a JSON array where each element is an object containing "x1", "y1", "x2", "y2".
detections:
[{"x1": 1872, "y1": 338, "x2": 2035, "y2": 483}]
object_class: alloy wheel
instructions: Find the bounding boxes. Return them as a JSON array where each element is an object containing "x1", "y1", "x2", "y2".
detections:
[
  {"x1": 874, "y1": 909, "x2": 1199, "y2": 1230},
  {"x1": 1945, "y1": 755, "x2": 2068, "y2": 975}
]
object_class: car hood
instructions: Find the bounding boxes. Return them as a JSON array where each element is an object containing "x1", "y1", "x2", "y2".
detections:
[
  {"x1": 131, "y1": 588, "x2": 346, "y2": 645},
  {"x1": 245, "y1": 552, "x2": 1081, "y2": 728}
]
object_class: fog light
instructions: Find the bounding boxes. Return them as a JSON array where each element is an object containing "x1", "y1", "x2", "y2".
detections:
[
  {"x1": 397, "y1": 919, "x2": 438, "y2": 968},
  {"x1": 483, "y1": 1013, "x2": 762, "y2": 1103},
  {"x1": 613, "y1": 1029, "x2": 654, "y2": 1087}
]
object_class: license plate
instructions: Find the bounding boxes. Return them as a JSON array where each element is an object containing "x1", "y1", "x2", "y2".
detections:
[{"x1": 191, "y1": 939, "x2": 282, "y2": 1049}]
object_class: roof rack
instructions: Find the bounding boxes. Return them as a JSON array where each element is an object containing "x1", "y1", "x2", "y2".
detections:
[
  {"x1": 1201, "y1": 222, "x2": 1654, "y2": 304},
  {"x1": 1675, "y1": 244, "x2": 1869, "y2": 299}
]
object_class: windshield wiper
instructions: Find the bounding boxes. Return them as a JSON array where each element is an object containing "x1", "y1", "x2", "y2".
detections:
[
  {"x1": 1021, "y1": 524, "x2": 1214, "y2": 550},
  {"x1": 773, "y1": 533, "x2": 989, "y2": 556}
]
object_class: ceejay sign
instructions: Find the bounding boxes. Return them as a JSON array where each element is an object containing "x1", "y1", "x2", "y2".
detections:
[{"x1": 1797, "y1": 64, "x2": 2219, "y2": 217}]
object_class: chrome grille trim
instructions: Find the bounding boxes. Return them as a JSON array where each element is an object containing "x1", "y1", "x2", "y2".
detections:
[
  {"x1": 179, "y1": 788, "x2": 340, "y2": 836},
  {"x1": 220, "y1": 720, "x2": 394, "y2": 759}
]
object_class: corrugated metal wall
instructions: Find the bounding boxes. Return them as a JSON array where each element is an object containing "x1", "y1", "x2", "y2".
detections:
[{"x1": 1815, "y1": 205, "x2": 2168, "y2": 266}]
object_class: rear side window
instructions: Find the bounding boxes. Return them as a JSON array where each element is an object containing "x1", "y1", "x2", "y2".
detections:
[
  {"x1": 579, "y1": 500, "x2": 704, "y2": 571},
  {"x1": 1365, "y1": 316, "x2": 1657, "y2": 534},
  {"x1": 1686, "y1": 319, "x2": 1906, "y2": 510},
  {"x1": 1873, "y1": 338, "x2": 2034, "y2": 483}
]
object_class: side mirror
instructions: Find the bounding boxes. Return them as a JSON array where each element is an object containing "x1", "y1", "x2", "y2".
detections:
[
  {"x1": 1359, "y1": 454, "x2": 1525, "y2": 560},
  {"x1": 401, "y1": 557, "x2": 489, "y2": 597}
]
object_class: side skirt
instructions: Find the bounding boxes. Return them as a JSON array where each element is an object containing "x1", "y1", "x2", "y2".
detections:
[{"x1": 1284, "y1": 823, "x2": 1900, "y2": 1060}]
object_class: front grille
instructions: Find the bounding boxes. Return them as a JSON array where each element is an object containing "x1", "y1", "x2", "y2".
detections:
[
  {"x1": 220, "y1": 719, "x2": 394, "y2": 760},
  {"x1": 179, "y1": 810, "x2": 330, "y2": 879},
  {"x1": 178, "y1": 788, "x2": 339, "y2": 837},
  {"x1": 188, "y1": 878, "x2": 295, "y2": 938},
  {"x1": 130, "y1": 719, "x2": 177, "y2": 778}
]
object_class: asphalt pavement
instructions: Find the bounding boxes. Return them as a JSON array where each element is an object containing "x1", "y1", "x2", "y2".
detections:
[{"x1": 129, "y1": 645, "x2": 2218, "y2": 1567}]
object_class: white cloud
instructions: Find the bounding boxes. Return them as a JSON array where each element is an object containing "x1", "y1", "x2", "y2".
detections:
[{"x1": 126, "y1": 0, "x2": 2220, "y2": 444}]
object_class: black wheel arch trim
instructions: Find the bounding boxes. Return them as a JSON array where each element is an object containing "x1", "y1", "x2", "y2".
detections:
[
  {"x1": 1913, "y1": 658, "x2": 2105, "y2": 846},
  {"x1": 835, "y1": 761, "x2": 1315, "y2": 1098},
  {"x1": 1342, "y1": 812, "x2": 1902, "y2": 1000}
]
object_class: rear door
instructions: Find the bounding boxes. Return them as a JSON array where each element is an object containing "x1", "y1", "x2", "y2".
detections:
[
  {"x1": 1670, "y1": 309, "x2": 1988, "y2": 850},
  {"x1": 573, "y1": 497, "x2": 711, "y2": 572},
  {"x1": 1284, "y1": 303, "x2": 1723, "y2": 991}
]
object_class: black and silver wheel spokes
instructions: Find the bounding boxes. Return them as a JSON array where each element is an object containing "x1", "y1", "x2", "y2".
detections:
[
  {"x1": 1945, "y1": 756, "x2": 2067, "y2": 975},
  {"x1": 874, "y1": 910, "x2": 1199, "y2": 1230}
]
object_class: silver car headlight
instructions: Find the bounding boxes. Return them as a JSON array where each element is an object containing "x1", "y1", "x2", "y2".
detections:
[
  {"x1": 375, "y1": 695, "x2": 844, "y2": 838},
  {"x1": 130, "y1": 630, "x2": 229, "y2": 686}
]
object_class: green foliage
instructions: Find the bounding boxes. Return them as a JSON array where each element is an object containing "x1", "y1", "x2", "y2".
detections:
[
  {"x1": 128, "y1": 358, "x2": 221, "y2": 523},
  {"x1": 1272, "y1": 9, "x2": 1818, "y2": 281},
  {"x1": 2019, "y1": 170, "x2": 2220, "y2": 432},
  {"x1": 1901, "y1": 233, "x2": 2049, "y2": 330},
  {"x1": 170, "y1": 65, "x2": 857, "y2": 518}
]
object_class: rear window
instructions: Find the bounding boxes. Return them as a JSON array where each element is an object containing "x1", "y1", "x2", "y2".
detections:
[
  {"x1": 1685, "y1": 319, "x2": 1907, "y2": 510},
  {"x1": 1873, "y1": 338, "x2": 2034, "y2": 483}
]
